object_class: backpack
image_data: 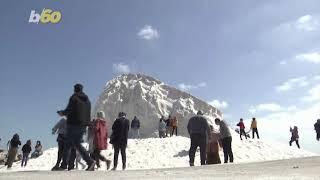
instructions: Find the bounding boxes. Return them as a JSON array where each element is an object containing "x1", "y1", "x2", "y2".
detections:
[{"x1": 93, "y1": 119, "x2": 108, "y2": 150}]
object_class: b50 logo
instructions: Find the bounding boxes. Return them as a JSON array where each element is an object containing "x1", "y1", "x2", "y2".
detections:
[{"x1": 29, "y1": 9, "x2": 62, "y2": 24}]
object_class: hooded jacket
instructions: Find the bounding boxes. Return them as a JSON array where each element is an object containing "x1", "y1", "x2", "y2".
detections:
[
  {"x1": 62, "y1": 92, "x2": 91, "y2": 126},
  {"x1": 111, "y1": 116, "x2": 130, "y2": 146},
  {"x1": 10, "y1": 134, "x2": 21, "y2": 148},
  {"x1": 22, "y1": 144, "x2": 32, "y2": 154},
  {"x1": 187, "y1": 115, "x2": 210, "y2": 137}
]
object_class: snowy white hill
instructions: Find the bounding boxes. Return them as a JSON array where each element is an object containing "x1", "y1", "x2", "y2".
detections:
[
  {"x1": 0, "y1": 133, "x2": 316, "y2": 172},
  {"x1": 94, "y1": 73, "x2": 223, "y2": 137}
]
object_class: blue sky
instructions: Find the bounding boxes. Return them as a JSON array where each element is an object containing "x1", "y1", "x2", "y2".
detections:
[{"x1": 1, "y1": 0, "x2": 320, "y2": 153}]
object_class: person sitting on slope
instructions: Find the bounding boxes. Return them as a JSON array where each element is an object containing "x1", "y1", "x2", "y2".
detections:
[
  {"x1": 206, "y1": 125, "x2": 221, "y2": 165},
  {"x1": 31, "y1": 141, "x2": 43, "y2": 158}
]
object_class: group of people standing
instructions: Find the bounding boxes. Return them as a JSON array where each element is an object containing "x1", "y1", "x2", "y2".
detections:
[
  {"x1": 187, "y1": 111, "x2": 234, "y2": 166},
  {"x1": 4, "y1": 83, "x2": 320, "y2": 171},
  {"x1": 158, "y1": 115, "x2": 178, "y2": 138},
  {"x1": 236, "y1": 118, "x2": 260, "y2": 140},
  {"x1": 5, "y1": 134, "x2": 43, "y2": 169}
]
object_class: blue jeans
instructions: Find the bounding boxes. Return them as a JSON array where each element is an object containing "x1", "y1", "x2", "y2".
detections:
[
  {"x1": 21, "y1": 153, "x2": 29, "y2": 167},
  {"x1": 61, "y1": 125, "x2": 92, "y2": 168}
]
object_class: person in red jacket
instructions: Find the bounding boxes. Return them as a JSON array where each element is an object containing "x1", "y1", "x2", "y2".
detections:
[
  {"x1": 237, "y1": 118, "x2": 247, "y2": 140},
  {"x1": 88, "y1": 111, "x2": 111, "y2": 170}
]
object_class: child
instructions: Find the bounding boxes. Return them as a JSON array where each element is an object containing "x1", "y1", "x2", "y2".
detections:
[
  {"x1": 206, "y1": 126, "x2": 221, "y2": 164},
  {"x1": 21, "y1": 140, "x2": 32, "y2": 167},
  {"x1": 7, "y1": 134, "x2": 21, "y2": 169},
  {"x1": 237, "y1": 118, "x2": 247, "y2": 140}
]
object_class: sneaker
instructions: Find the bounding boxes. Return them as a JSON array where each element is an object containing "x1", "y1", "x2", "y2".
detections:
[
  {"x1": 122, "y1": 164, "x2": 126, "y2": 170},
  {"x1": 106, "y1": 160, "x2": 111, "y2": 170},
  {"x1": 68, "y1": 166, "x2": 75, "y2": 171},
  {"x1": 111, "y1": 167, "x2": 117, "y2": 171},
  {"x1": 85, "y1": 160, "x2": 96, "y2": 171},
  {"x1": 52, "y1": 166, "x2": 67, "y2": 171}
]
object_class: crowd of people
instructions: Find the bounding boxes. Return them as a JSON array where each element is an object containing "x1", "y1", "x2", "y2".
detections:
[{"x1": 2, "y1": 83, "x2": 320, "y2": 170}]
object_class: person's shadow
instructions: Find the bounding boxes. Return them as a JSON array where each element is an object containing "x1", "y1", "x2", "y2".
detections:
[{"x1": 173, "y1": 150, "x2": 189, "y2": 157}]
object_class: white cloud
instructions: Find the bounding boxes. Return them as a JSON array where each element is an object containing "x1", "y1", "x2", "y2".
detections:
[
  {"x1": 295, "y1": 15, "x2": 320, "y2": 32},
  {"x1": 276, "y1": 77, "x2": 309, "y2": 92},
  {"x1": 295, "y1": 52, "x2": 320, "y2": 64},
  {"x1": 249, "y1": 102, "x2": 320, "y2": 152},
  {"x1": 313, "y1": 75, "x2": 320, "y2": 81},
  {"x1": 138, "y1": 25, "x2": 160, "y2": 40},
  {"x1": 112, "y1": 62, "x2": 131, "y2": 74},
  {"x1": 301, "y1": 84, "x2": 320, "y2": 102},
  {"x1": 208, "y1": 99, "x2": 229, "y2": 109},
  {"x1": 249, "y1": 103, "x2": 283, "y2": 114},
  {"x1": 178, "y1": 82, "x2": 207, "y2": 91}
]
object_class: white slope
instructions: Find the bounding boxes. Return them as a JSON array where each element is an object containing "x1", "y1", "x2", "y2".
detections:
[
  {"x1": 94, "y1": 74, "x2": 223, "y2": 138},
  {"x1": 0, "y1": 134, "x2": 316, "y2": 173}
]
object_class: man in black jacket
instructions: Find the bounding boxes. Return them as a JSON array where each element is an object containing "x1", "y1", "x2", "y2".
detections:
[
  {"x1": 110, "y1": 112, "x2": 130, "y2": 170},
  {"x1": 131, "y1": 116, "x2": 140, "y2": 139},
  {"x1": 187, "y1": 110, "x2": 210, "y2": 166},
  {"x1": 57, "y1": 84, "x2": 95, "y2": 171}
]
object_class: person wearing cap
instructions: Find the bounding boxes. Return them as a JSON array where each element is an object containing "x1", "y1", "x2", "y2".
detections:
[
  {"x1": 215, "y1": 118, "x2": 233, "y2": 163},
  {"x1": 55, "y1": 84, "x2": 95, "y2": 171},
  {"x1": 187, "y1": 110, "x2": 210, "y2": 166},
  {"x1": 110, "y1": 112, "x2": 130, "y2": 170}
]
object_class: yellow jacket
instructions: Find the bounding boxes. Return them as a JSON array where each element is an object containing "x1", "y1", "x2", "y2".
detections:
[{"x1": 251, "y1": 120, "x2": 257, "y2": 129}]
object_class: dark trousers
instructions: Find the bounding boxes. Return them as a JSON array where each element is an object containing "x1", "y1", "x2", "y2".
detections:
[
  {"x1": 240, "y1": 129, "x2": 247, "y2": 140},
  {"x1": 221, "y1": 137, "x2": 233, "y2": 163},
  {"x1": 61, "y1": 125, "x2": 92, "y2": 168},
  {"x1": 317, "y1": 133, "x2": 320, "y2": 141},
  {"x1": 252, "y1": 128, "x2": 260, "y2": 139},
  {"x1": 289, "y1": 138, "x2": 300, "y2": 149},
  {"x1": 113, "y1": 144, "x2": 126, "y2": 167},
  {"x1": 189, "y1": 134, "x2": 207, "y2": 166},
  {"x1": 91, "y1": 149, "x2": 109, "y2": 167},
  {"x1": 171, "y1": 126, "x2": 178, "y2": 136},
  {"x1": 21, "y1": 153, "x2": 29, "y2": 167},
  {"x1": 55, "y1": 134, "x2": 76, "y2": 168}
]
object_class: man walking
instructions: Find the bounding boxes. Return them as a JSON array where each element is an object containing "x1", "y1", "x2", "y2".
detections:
[
  {"x1": 110, "y1": 112, "x2": 130, "y2": 170},
  {"x1": 57, "y1": 84, "x2": 95, "y2": 171},
  {"x1": 187, "y1": 111, "x2": 210, "y2": 166}
]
